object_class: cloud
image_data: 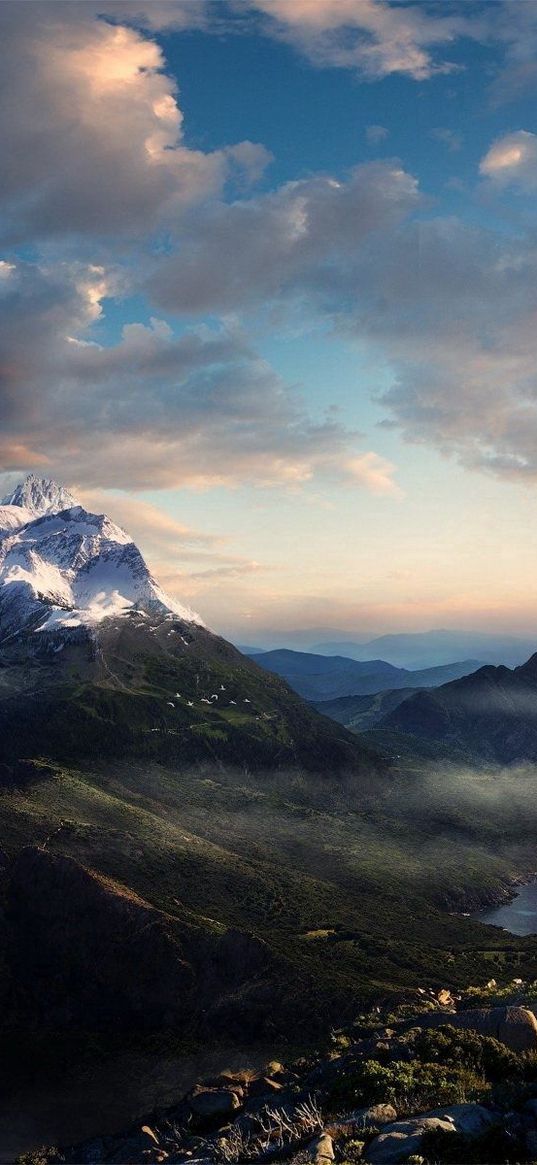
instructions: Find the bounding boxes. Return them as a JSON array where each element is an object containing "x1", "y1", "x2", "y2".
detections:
[
  {"x1": 249, "y1": 0, "x2": 469, "y2": 80},
  {"x1": 6, "y1": 0, "x2": 537, "y2": 507},
  {"x1": 144, "y1": 157, "x2": 537, "y2": 486},
  {"x1": 0, "y1": 2, "x2": 270, "y2": 244},
  {"x1": 480, "y1": 130, "x2": 537, "y2": 189},
  {"x1": 430, "y1": 127, "x2": 462, "y2": 152},
  {"x1": 366, "y1": 124, "x2": 389, "y2": 145},
  {"x1": 0, "y1": 258, "x2": 395, "y2": 495},
  {"x1": 344, "y1": 452, "x2": 401, "y2": 496},
  {"x1": 77, "y1": 492, "x2": 221, "y2": 550},
  {"x1": 486, "y1": 1, "x2": 537, "y2": 103},
  {"x1": 147, "y1": 161, "x2": 421, "y2": 314}
]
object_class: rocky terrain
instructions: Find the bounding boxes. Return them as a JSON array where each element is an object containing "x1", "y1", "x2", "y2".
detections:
[{"x1": 21, "y1": 984, "x2": 537, "y2": 1164}]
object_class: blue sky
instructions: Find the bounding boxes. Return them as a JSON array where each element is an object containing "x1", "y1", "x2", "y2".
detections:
[{"x1": 2, "y1": 0, "x2": 537, "y2": 640}]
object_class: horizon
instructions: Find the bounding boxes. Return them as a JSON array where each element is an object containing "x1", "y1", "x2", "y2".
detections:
[{"x1": 2, "y1": 2, "x2": 537, "y2": 640}]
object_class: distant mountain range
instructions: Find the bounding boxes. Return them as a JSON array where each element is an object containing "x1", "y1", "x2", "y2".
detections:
[
  {"x1": 382, "y1": 653, "x2": 537, "y2": 763},
  {"x1": 310, "y1": 630, "x2": 537, "y2": 670},
  {"x1": 250, "y1": 648, "x2": 484, "y2": 702},
  {"x1": 242, "y1": 629, "x2": 536, "y2": 670}
]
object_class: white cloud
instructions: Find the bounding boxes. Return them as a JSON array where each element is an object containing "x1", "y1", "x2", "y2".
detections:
[
  {"x1": 144, "y1": 161, "x2": 537, "y2": 486},
  {"x1": 480, "y1": 130, "x2": 537, "y2": 189},
  {"x1": 344, "y1": 452, "x2": 402, "y2": 496},
  {"x1": 0, "y1": 3, "x2": 270, "y2": 243},
  {"x1": 249, "y1": 0, "x2": 469, "y2": 80}
]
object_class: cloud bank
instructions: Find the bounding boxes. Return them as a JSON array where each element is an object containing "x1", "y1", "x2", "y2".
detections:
[{"x1": 3, "y1": 0, "x2": 537, "y2": 502}]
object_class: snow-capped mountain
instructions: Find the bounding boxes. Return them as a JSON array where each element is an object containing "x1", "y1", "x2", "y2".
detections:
[{"x1": 0, "y1": 475, "x2": 203, "y2": 641}]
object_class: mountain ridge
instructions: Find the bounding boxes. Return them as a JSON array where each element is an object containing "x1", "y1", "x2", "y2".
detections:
[
  {"x1": 251, "y1": 648, "x2": 485, "y2": 702},
  {"x1": 382, "y1": 651, "x2": 537, "y2": 763}
]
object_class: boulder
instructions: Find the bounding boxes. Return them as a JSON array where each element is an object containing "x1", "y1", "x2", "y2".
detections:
[
  {"x1": 365, "y1": 1117, "x2": 455, "y2": 1163},
  {"x1": 410, "y1": 1006, "x2": 537, "y2": 1053},
  {"x1": 424, "y1": 1104, "x2": 495, "y2": 1137},
  {"x1": 365, "y1": 1104, "x2": 495, "y2": 1164},
  {"x1": 189, "y1": 1088, "x2": 242, "y2": 1119},
  {"x1": 248, "y1": 1075, "x2": 284, "y2": 1098},
  {"x1": 350, "y1": 1103, "x2": 397, "y2": 1127}
]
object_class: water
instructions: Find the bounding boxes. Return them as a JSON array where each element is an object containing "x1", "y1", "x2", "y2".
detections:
[{"x1": 476, "y1": 880, "x2": 537, "y2": 936}]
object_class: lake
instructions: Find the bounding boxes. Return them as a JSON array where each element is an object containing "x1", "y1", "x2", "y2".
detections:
[{"x1": 476, "y1": 880, "x2": 537, "y2": 936}]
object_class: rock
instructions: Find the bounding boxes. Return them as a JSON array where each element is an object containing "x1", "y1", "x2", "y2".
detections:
[
  {"x1": 423, "y1": 1104, "x2": 495, "y2": 1137},
  {"x1": 308, "y1": 1132, "x2": 335, "y2": 1162},
  {"x1": 410, "y1": 1006, "x2": 537, "y2": 1053},
  {"x1": 436, "y1": 989, "x2": 454, "y2": 1006},
  {"x1": 365, "y1": 1117, "x2": 456, "y2": 1163},
  {"x1": 189, "y1": 1088, "x2": 242, "y2": 1119},
  {"x1": 350, "y1": 1104, "x2": 397, "y2": 1127},
  {"x1": 248, "y1": 1075, "x2": 284, "y2": 1097},
  {"x1": 140, "y1": 1127, "x2": 160, "y2": 1147},
  {"x1": 364, "y1": 1104, "x2": 495, "y2": 1163}
]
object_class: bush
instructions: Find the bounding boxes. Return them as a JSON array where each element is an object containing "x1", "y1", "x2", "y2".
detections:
[
  {"x1": 16, "y1": 1150, "x2": 63, "y2": 1165},
  {"x1": 327, "y1": 1057, "x2": 486, "y2": 1113},
  {"x1": 412, "y1": 1025, "x2": 520, "y2": 1083}
]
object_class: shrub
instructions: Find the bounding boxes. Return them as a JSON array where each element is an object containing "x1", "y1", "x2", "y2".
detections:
[
  {"x1": 412, "y1": 1025, "x2": 520, "y2": 1083},
  {"x1": 327, "y1": 1058, "x2": 486, "y2": 1113},
  {"x1": 16, "y1": 1150, "x2": 63, "y2": 1165}
]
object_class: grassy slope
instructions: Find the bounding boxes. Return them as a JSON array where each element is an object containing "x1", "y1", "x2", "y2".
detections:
[
  {"x1": 0, "y1": 616, "x2": 378, "y2": 774},
  {"x1": 3, "y1": 754, "x2": 537, "y2": 1020}
]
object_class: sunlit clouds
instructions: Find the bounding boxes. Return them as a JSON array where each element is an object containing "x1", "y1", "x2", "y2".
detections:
[
  {"x1": 2, "y1": 0, "x2": 537, "y2": 636},
  {"x1": 480, "y1": 130, "x2": 537, "y2": 188}
]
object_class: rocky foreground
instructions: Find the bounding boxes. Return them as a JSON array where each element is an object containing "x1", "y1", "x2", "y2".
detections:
[{"x1": 20, "y1": 984, "x2": 537, "y2": 1165}]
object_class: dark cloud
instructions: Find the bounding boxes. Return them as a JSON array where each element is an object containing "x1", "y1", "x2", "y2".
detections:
[{"x1": 147, "y1": 162, "x2": 421, "y2": 314}]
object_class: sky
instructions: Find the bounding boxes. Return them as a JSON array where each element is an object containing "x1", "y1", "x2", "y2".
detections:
[{"x1": 2, "y1": 0, "x2": 537, "y2": 643}]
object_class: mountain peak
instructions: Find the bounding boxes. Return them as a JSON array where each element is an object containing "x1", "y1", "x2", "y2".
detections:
[
  {"x1": 2, "y1": 474, "x2": 79, "y2": 516},
  {"x1": 0, "y1": 476, "x2": 204, "y2": 637}
]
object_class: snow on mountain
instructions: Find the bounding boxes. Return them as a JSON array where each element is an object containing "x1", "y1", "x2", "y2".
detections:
[
  {"x1": 0, "y1": 476, "x2": 203, "y2": 640},
  {"x1": 2, "y1": 474, "x2": 79, "y2": 516}
]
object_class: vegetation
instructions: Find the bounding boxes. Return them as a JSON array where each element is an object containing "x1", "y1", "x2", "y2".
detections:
[{"x1": 19, "y1": 997, "x2": 537, "y2": 1164}]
